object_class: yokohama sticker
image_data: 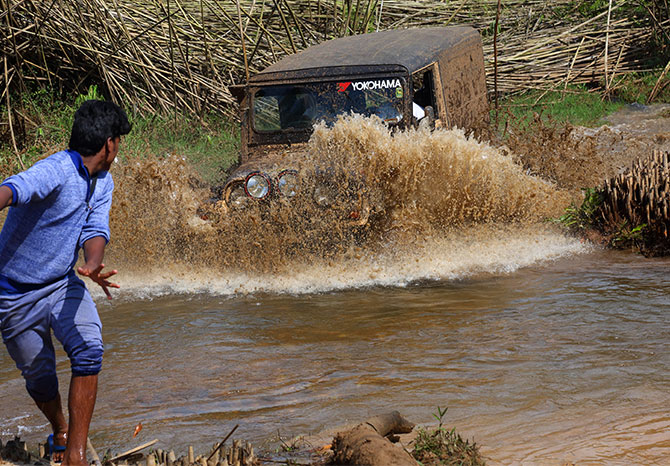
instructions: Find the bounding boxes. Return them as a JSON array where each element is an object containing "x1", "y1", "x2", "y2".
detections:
[{"x1": 338, "y1": 79, "x2": 401, "y2": 91}]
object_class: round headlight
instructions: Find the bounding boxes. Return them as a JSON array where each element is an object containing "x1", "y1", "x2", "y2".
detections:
[
  {"x1": 277, "y1": 170, "x2": 299, "y2": 197},
  {"x1": 245, "y1": 173, "x2": 271, "y2": 199},
  {"x1": 313, "y1": 184, "x2": 335, "y2": 207},
  {"x1": 228, "y1": 183, "x2": 249, "y2": 209}
]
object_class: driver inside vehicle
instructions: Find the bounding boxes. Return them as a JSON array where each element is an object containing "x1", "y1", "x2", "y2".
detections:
[{"x1": 278, "y1": 91, "x2": 316, "y2": 129}]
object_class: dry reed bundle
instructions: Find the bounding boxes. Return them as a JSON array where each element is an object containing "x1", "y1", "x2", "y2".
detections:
[
  {"x1": 598, "y1": 150, "x2": 670, "y2": 250},
  {"x1": 0, "y1": 0, "x2": 667, "y2": 120},
  {"x1": 484, "y1": 16, "x2": 664, "y2": 94},
  {"x1": 142, "y1": 440, "x2": 257, "y2": 466}
]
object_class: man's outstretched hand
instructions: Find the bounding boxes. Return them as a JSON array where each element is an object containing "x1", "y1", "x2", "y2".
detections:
[{"x1": 77, "y1": 263, "x2": 119, "y2": 299}]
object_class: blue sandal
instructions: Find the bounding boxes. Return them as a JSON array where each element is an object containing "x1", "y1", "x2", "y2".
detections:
[{"x1": 47, "y1": 434, "x2": 66, "y2": 460}]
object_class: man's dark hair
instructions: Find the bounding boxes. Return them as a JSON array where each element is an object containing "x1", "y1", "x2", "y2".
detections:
[{"x1": 69, "y1": 100, "x2": 131, "y2": 157}]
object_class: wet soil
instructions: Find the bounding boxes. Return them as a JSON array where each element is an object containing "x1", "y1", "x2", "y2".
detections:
[{"x1": 504, "y1": 103, "x2": 670, "y2": 196}]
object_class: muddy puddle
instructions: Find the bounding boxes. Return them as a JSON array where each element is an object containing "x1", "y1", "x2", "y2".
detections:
[{"x1": 0, "y1": 104, "x2": 669, "y2": 464}]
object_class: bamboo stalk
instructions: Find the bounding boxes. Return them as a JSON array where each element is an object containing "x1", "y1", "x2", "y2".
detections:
[
  {"x1": 108, "y1": 439, "x2": 159, "y2": 463},
  {"x1": 236, "y1": 0, "x2": 250, "y2": 82},
  {"x1": 494, "y1": 0, "x2": 501, "y2": 113},
  {"x1": 273, "y1": 0, "x2": 296, "y2": 53},
  {"x1": 604, "y1": 0, "x2": 613, "y2": 95},
  {"x1": 206, "y1": 424, "x2": 239, "y2": 462},
  {"x1": 4, "y1": 55, "x2": 23, "y2": 168},
  {"x1": 647, "y1": 59, "x2": 670, "y2": 103},
  {"x1": 282, "y1": 0, "x2": 307, "y2": 45},
  {"x1": 376, "y1": 0, "x2": 383, "y2": 32}
]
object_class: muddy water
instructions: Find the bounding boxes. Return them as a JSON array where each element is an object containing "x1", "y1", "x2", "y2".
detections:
[
  {"x1": 0, "y1": 249, "x2": 668, "y2": 465},
  {"x1": 1, "y1": 107, "x2": 669, "y2": 464}
]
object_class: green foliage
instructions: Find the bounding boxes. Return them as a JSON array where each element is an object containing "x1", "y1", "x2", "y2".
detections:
[
  {"x1": 121, "y1": 112, "x2": 240, "y2": 185},
  {"x1": 432, "y1": 405, "x2": 449, "y2": 429},
  {"x1": 555, "y1": 188, "x2": 603, "y2": 231},
  {"x1": 336, "y1": 0, "x2": 377, "y2": 35},
  {"x1": 412, "y1": 407, "x2": 485, "y2": 466},
  {"x1": 74, "y1": 85, "x2": 105, "y2": 108},
  {"x1": 613, "y1": 71, "x2": 670, "y2": 103},
  {"x1": 576, "y1": 0, "x2": 608, "y2": 16},
  {"x1": 559, "y1": 0, "x2": 648, "y2": 21},
  {"x1": 611, "y1": 221, "x2": 648, "y2": 248},
  {"x1": 273, "y1": 431, "x2": 308, "y2": 454}
]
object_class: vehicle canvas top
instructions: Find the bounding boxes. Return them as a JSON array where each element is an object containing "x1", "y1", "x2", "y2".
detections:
[{"x1": 249, "y1": 26, "x2": 480, "y2": 83}]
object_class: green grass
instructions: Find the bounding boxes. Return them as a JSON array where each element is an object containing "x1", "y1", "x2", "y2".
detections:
[
  {"x1": 122, "y1": 112, "x2": 240, "y2": 185},
  {"x1": 1, "y1": 87, "x2": 240, "y2": 185},
  {"x1": 494, "y1": 69, "x2": 670, "y2": 130},
  {"x1": 412, "y1": 407, "x2": 485, "y2": 466},
  {"x1": 612, "y1": 71, "x2": 670, "y2": 102},
  {"x1": 497, "y1": 85, "x2": 625, "y2": 127}
]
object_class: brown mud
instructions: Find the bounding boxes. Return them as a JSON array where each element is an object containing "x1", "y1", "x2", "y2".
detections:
[
  {"x1": 330, "y1": 411, "x2": 416, "y2": 466},
  {"x1": 105, "y1": 103, "x2": 670, "y2": 281},
  {"x1": 106, "y1": 114, "x2": 572, "y2": 277},
  {"x1": 503, "y1": 103, "x2": 670, "y2": 193}
]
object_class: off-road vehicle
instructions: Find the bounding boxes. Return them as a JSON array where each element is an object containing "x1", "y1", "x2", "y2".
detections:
[{"x1": 225, "y1": 26, "x2": 488, "y2": 225}]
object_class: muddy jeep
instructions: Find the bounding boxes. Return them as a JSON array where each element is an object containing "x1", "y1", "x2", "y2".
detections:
[{"x1": 224, "y1": 26, "x2": 488, "y2": 225}]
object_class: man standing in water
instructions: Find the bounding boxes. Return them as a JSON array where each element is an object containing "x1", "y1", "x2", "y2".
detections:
[{"x1": 0, "y1": 100, "x2": 130, "y2": 465}]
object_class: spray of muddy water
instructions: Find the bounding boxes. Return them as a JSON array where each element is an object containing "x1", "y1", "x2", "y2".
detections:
[{"x1": 107, "y1": 115, "x2": 584, "y2": 295}]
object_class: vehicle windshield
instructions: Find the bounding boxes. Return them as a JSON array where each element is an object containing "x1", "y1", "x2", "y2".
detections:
[{"x1": 252, "y1": 78, "x2": 406, "y2": 132}]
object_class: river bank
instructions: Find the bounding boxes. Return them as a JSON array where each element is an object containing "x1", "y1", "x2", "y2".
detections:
[{"x1": 0, "y1": 411, "x2": 483, "y2": 466}]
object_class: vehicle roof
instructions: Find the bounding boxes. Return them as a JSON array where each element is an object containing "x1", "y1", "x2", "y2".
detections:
[{"x1": 249, "y1": 26, "x2": 480, "y2": 83}]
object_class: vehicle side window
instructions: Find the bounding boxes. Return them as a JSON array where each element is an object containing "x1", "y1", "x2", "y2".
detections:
[
  {"x1": 411, "y1": 67, "x2": 437, "y2": 124},
  {"x1": 412, "y1": 68, "x2": 435, "y2": 109}
]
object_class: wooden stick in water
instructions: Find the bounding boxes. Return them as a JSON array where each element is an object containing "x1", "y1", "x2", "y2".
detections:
[
  {"x1": 207, "y1": 424, "x2": 239, "y2": 462},
  {"x1": 108, "y1": 439, "x2": 159, "y2": 463}
]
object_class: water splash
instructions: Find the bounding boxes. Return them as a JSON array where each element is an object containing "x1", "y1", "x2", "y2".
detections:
[{"x1": 105, "y1": 115, "x2": 583, "y2": 296}]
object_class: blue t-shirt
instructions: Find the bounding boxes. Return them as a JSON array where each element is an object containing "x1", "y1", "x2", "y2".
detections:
[{"x1": 0, "y1": 150, "x2": 114, "y2": 287}]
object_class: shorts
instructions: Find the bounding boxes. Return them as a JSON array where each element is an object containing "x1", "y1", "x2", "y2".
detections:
[{"x1": 0, "y1": 273, "x2": 103, "y2": 402}]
